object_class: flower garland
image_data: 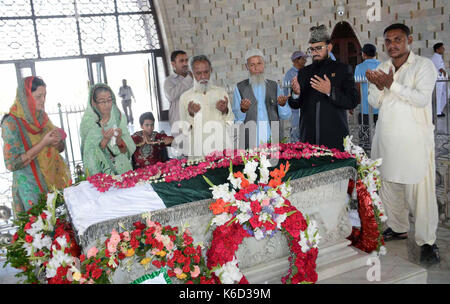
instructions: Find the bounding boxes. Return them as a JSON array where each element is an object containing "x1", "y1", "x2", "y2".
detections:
[
  {"x1": 87, "y1": 142, "x2": 353, "y2": 192},
  {"x1": 5, "y1": 192, "x2": 216, "y2": 284},
  {"x1": 344, "y1": 136, "x2": 386, "y2": 255},
  {"x1": 204, "y1": 155, "x2": 320, "y2": 284},
  {"x1": 5, "y1": 191, "x2": 81, "y2": 284}
]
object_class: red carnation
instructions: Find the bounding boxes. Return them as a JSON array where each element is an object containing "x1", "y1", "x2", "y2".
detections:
[
  {"x1": 249, "y1": 215, "x2": 262, "y2": 228},
  {"x1": 24, "y1": 222, "x2": 32, "y2": 230},
  {"x1": 167, "y1": 270, "x2": 176, "y2": 277},
  {"x1": 193, "y1": 255, "x2": 201, "y2": 264},
  {"x1": 183, "y1": 264, "x2": 191, "y2": 273},
  {"x1": 92, "y1": 268, "x2": 103, "y2": 280},
  {"x1": 152, "y1": 260, "x2": 162, "y2": 268},
  {"x1": 40, "y1": 212, "x2": 47, "y2": 220},
  {"x1": 118, "y1": 252, "x2": 126, "y2": 260},
  {"x1": 25, "y1": 234, "x2": 33, "y2": 243},
  {"x1": 130, "y1": 237, "x2": 139, "y2": 249},
  {"x1": 250, "y1": 201, "x2": 262, "y2": 214},
  {"x1": 263, "y1": 220, "x2": 276, "y2": 231},
  {"x1": 133, "y1": 221, "x2": 146, "y2": 230},
  {"x1": 228, "y1": 206, "x2": 238, "y2": 215},
  {"x1": 167, "y1": 259, "x2": 175, "y2": 269}
]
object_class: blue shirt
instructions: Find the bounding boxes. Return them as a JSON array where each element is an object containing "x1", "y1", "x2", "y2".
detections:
[
  {"x1": 329, "y1": 52, "x2": 336, "y2": 61},
  {"x1": 233, "y1": 82, "x2": 291, "y2": 145},
  {"x1": 283, "y1": 66, "x2": 299, "y2": 96},
  {"x1": 354, "y1": 59, "x2": 381, "y2": 114}
]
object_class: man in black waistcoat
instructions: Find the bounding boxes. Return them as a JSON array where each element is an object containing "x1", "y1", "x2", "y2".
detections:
[{"x1": 288, "y1": 25, "x2": 359, "y2": 151}]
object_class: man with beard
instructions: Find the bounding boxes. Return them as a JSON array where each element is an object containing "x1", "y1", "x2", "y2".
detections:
[
  {"x1": 232, "y1": 49, "x2": 291, "y2": 149},
  {"x1": 164, "y1": 50, "x2": 194, "y2": 137},
  {"x1": 288, "y1": 25, "x2": 359, "y2": 151},
  {"x1": 179, "y1": 55, "x2": 234, "y2": 158},
  {"x1": 366, "y1": 23, "x2": 440, "y2": 265}
]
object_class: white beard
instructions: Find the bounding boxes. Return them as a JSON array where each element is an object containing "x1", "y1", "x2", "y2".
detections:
[
  {"x1": 193, "y1": 79, "x2": 212, "y2": 94},
  {"x1": 248, "y1": 72, "x2": 266, "y2": 86}
]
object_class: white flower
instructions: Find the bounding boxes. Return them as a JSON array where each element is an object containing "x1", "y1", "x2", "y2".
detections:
[
  {"x1": 45, "y1": 264, "x2": 57, "y2": 279},
  {"x1": 211, "y1": 184, "x2": 235, "y2": 202},
  {"x1": 236, "y1": 212, "x2": 251, "y2": 225},
  {"x1": 275, "y1": 213, "x2": 287, "y2": 229},
  {"x1": 236, "y1": 200, "x2": 251, "y2": 213},
  {"x1": 54, "y1": 236, "x2": 68, "y2": 250},
  {"x1": 243, "y1": 160, "x2": 258, "y2": 183},
  {"x1": 378, "y1": 246, "x2": 387, "y2": 256},
  {"x1": 250, "y1": 191, "x2": 265, "y2": 202},
  {"x1": 259, "y1": 155, "x2": 272, "y2": 184},
  {"x1": 23, "y1": 242, "x2": 33, "y2": 257},
  {"x1": 228, "y1": 172, "x2": 241, "y2": 189},
  {"x1": 254, "y1": 228, "x2": 264, "y2": 240},
  {"x1": 273, "y1": 195, "x2": 285, "y2": 208},
  {"x1": 214, "y1": 258, "x2": 243, "y2": 284},
  {"x1": 211, "y1": 213, "x2": 233, "y2": 227},
  {"x1": 279, "y1": 183, "x2": 292, "y2": 198},
  {"x1": 298, "y1": 220, "x2": 321, "y2": 253},
  {"x1": 259, "y1": 213, "x2": 271, "y2": 222},
  {"x1": 32, "y1": 234, "x2": 48, "y2": 250},
  {"x1": 46, "y1": 192, "x2": 57, "y2": 211}
]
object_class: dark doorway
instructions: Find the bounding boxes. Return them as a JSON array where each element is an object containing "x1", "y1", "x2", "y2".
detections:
[{"x1": 330, "y1": 22, "x2": 362, "y2": 71}]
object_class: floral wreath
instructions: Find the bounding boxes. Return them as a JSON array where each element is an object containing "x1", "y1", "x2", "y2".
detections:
[
  {"x1": 203, "y1": 155, "x2": 320, "y2": 284},
  {"x1": 344, "y1": 136, "x2": 387, "y2": 255}
]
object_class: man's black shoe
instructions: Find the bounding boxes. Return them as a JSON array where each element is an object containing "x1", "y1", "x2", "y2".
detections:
[
  {"x1": 420, "y1": 244, "x2": 440, "y2": 266},
  {"x1": 437, "y1": 113, "x2": 445, "y2": 117},
  {"x1": 382, "y1": 227, "x2": 408, "y2": 242}
]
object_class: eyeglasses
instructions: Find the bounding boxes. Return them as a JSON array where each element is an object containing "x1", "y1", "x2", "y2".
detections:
[
  {"x1": 96, "y1": 98, "x2": 113, "y2": 105},
  {"x1": 307, "y1": 45, "x2": 328, "y2": 54}
]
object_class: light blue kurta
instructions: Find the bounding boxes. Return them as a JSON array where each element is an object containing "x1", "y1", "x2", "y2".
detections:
[{"x1": 233, "y1": 82, "x2": 291, "y2": 145}]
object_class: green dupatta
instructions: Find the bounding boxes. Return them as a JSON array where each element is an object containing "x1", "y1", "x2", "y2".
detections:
[{"x1": 80, "y1": 83, "x2": 136, "y2": 176}]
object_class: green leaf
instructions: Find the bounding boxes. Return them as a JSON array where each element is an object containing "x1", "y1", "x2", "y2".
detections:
[{"x1": 202, "y1": 175, "x2": 215, "y2": 187}]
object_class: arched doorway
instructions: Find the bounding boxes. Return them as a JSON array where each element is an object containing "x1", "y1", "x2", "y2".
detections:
[{"x1": 330, "y1": 22, "x2": 362, "y2": 71}]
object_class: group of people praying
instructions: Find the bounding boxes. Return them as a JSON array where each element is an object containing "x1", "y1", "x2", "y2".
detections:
[{"x1": 1, "y1": 23, "x2": 445, "y2": 266}]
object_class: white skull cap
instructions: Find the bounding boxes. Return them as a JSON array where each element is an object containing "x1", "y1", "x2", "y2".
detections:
[{"x1": 245, "y1": 49, "x2": 265, "y2": 63}]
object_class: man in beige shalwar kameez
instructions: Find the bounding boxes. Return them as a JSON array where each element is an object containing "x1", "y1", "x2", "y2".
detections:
[{"x1": 367, "y1": 23, "x2": 440, "y2": 265}]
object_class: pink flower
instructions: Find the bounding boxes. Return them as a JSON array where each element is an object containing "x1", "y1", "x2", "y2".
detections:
[
  {"x1": 87, "y1": 246, "x2": 99, "y2": 259},
  {"x1": 174, "y1": 267, "x2": 183, "y2": 275},
  {"x1": 165, "y1": 241, "x2": 174, "y2": 251},
  {"x1": 261, "y1": 199, "x2": 270, "y2": 207},
  {"x1": 110, "y1": 229, "x2": 121, "y2": 246},
  {"x1": 107, "y1": 242, "x2": 117, "y2": 254},
  {"x1": 190, "y1": 265, "x2": 200, "y2": 278},
  {"x1": 146, "y1": 219, "x2": 156, "y2": 228},
  {"x1": 122, "y1": 231, "x2": 130, "y2": 242}
]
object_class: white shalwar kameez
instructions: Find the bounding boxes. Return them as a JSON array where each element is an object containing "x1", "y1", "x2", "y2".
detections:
[
  {"x1": 431, "y1": 52, "x2": 448, "y2": 115},
  {"x1": 368, "y1": 52, "x2": 439, "y2": 246}
]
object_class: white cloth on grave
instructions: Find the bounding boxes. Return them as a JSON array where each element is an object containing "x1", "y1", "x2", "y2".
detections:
[{"x1": 64, "y1": 181, "x2": 166, "y2": 236}]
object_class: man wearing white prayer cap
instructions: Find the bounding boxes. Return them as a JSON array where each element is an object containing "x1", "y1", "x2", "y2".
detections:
[{"x1": 232, "y1": 48, "x2": 291, "y2": 149}]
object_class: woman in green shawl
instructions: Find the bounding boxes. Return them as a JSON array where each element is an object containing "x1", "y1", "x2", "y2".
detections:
[{"x1": 80, "y1": 83, "x2": 136, "y2": 176}]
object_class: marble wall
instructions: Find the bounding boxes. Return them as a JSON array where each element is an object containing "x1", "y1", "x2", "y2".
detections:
[{"x1": 154, "y1": 0, "x2": 450, "y2": 86}]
